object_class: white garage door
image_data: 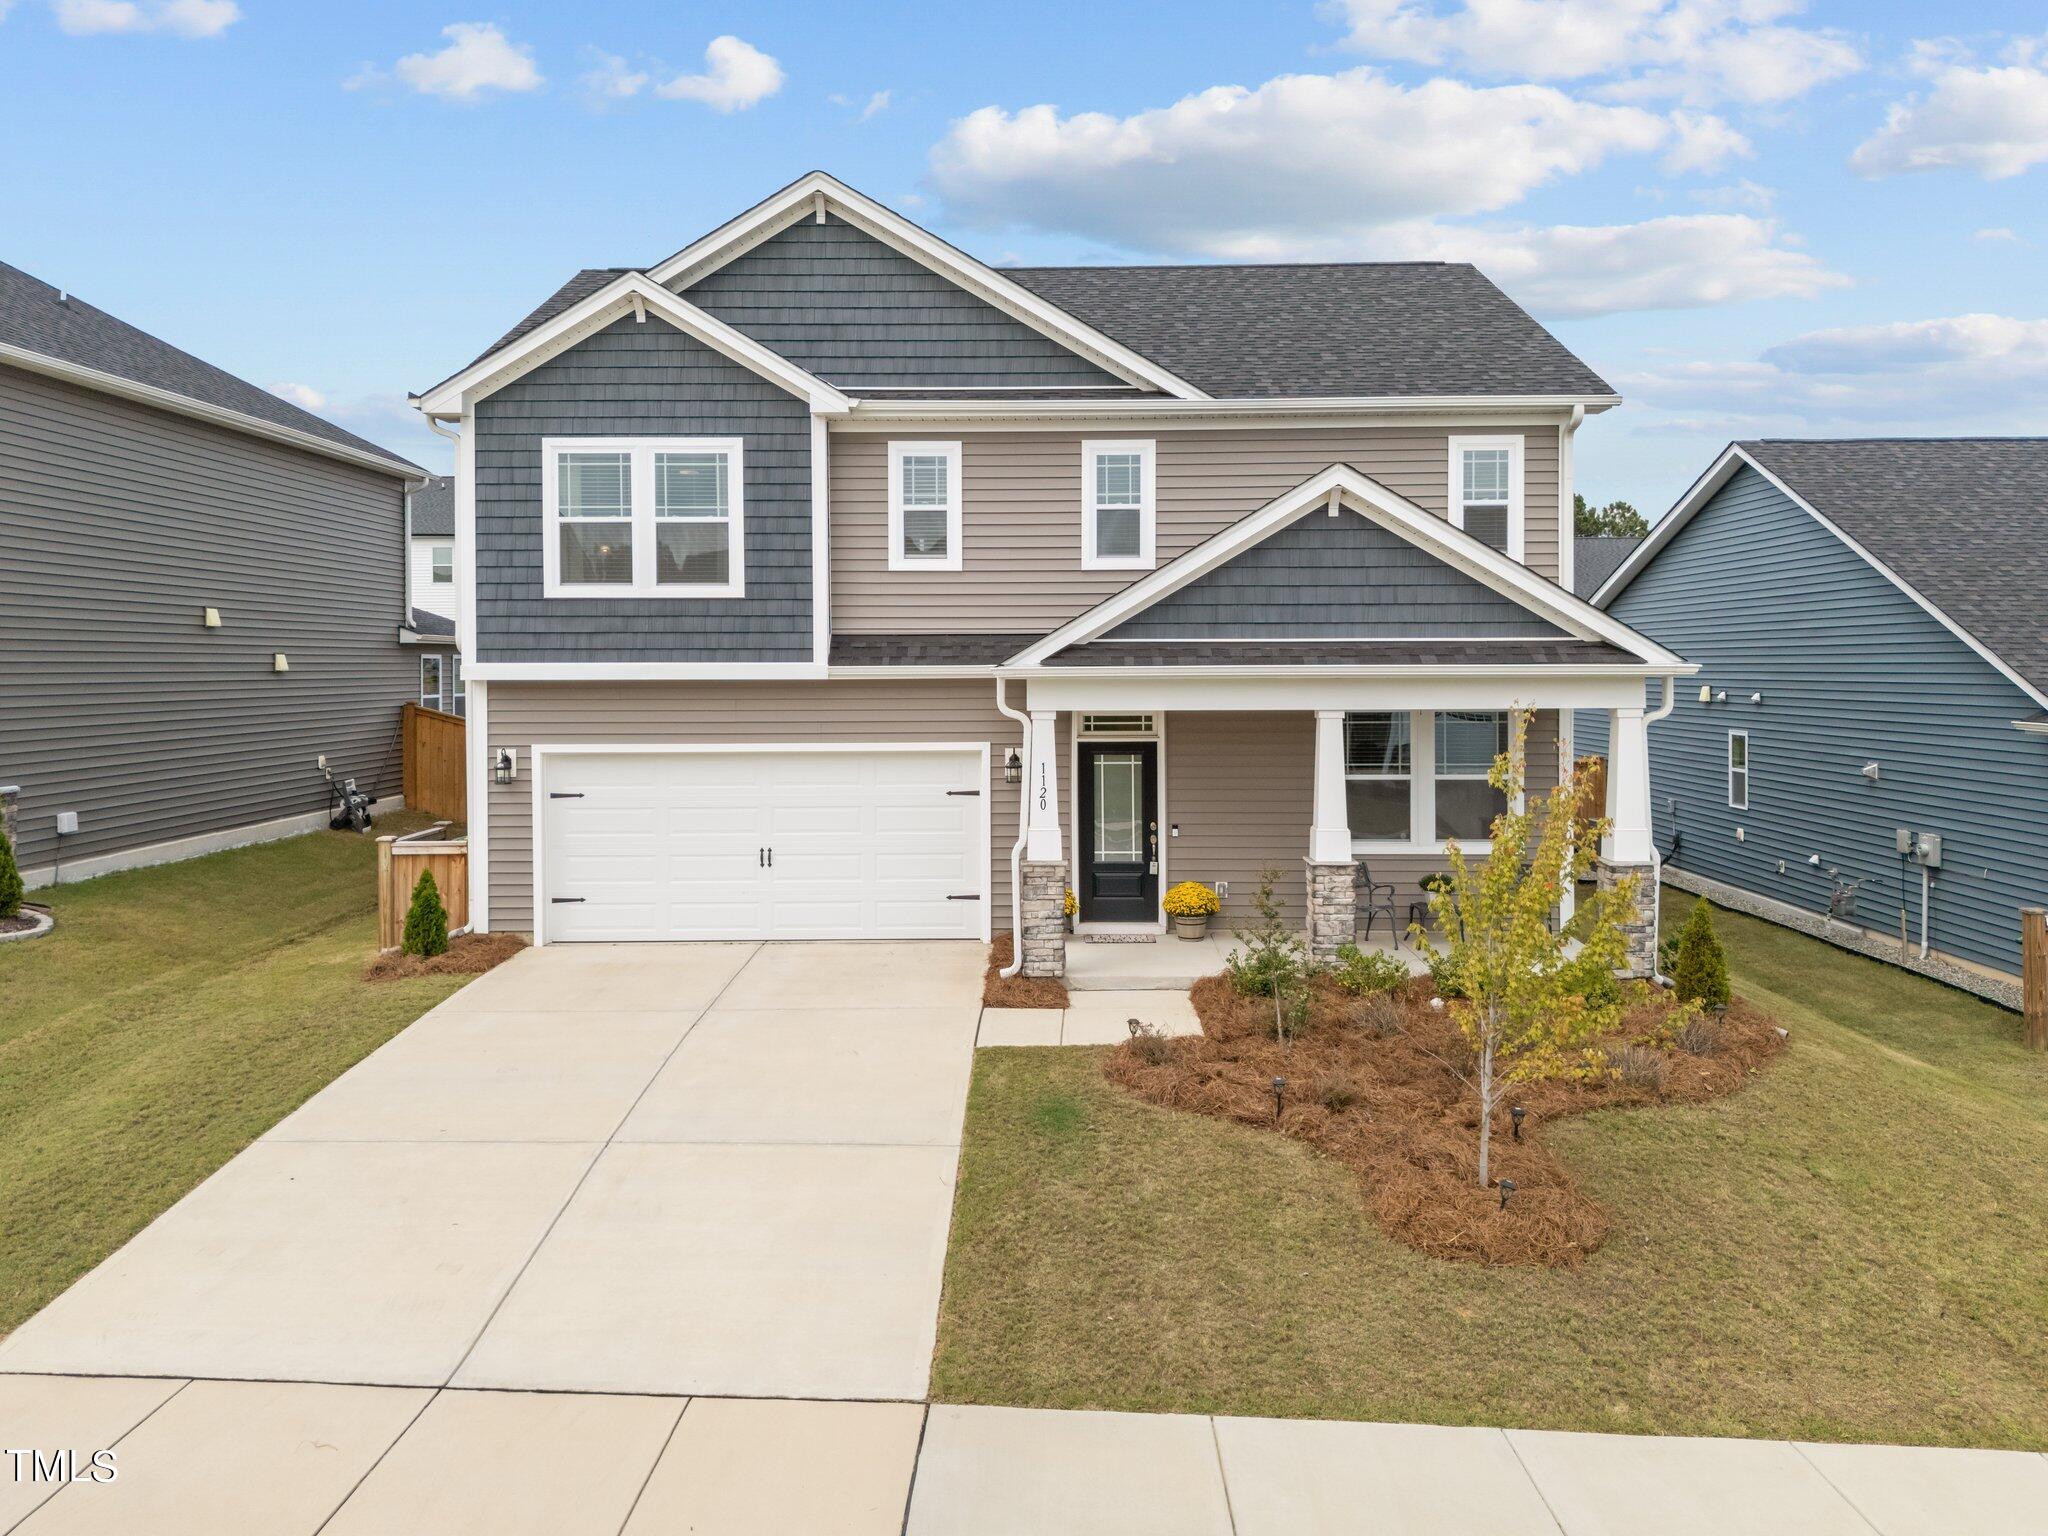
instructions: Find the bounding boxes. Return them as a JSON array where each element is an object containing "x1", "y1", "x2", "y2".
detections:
[{"x1": 539, "y1": 748, "x2": 987, "y2": 942}]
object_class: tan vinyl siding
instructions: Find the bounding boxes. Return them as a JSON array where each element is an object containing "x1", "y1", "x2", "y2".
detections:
[
  {"x1": 831, "y1": 425, "x2": 1561, "y2": 634},
  {"x1": 483, "y1": 679, "x2": 1034, "y2": 935}
]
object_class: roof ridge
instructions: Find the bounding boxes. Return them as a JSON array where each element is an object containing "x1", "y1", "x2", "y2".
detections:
[{"x1": 1005, "y1": 260, "x2": 1458, "y2": 272}]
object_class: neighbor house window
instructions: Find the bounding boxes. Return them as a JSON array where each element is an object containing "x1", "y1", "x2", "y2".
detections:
[
  {"x1": 1728, "y1": 730, "x2": 1749, "y2": 809},
  {"x1": 448, "y1": 653, "x2": 465, "y2": 717},
  {"x1": 1435, "y1": 711, "x2": 1511, "y2": 841},
  {"x1": 887, "y1": 440, "x2": 962, "y2": 572},
  {"x1": 420, "y1": 654, "x2": 443, "y2": 711},
  {"x1": 1448, "y1": 436, "x2": 1523, "y2": 559},
  {"x1": 429, "y1": 544, "x2": 454, "y2": 585},
  {"x1": 1082, "y1": 439, "x2": 1156, "y2": 570},
  {"x1": 1345, "y1": 712, "x2": 1413, "y2": 842},
  {"x1": 542, "y1": 437, "x2": 744, "y2": 598}
]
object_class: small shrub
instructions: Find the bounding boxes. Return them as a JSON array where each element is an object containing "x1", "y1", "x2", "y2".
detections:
[
  {"x1": 1312, "y1": 1072, "x2": 1361, "y2": 1113},
  {"x1": 1330, "y1": 943, "x2": 1409, "y2": 997},
  {"x1": 1424, "y1": 948, "x2": 1467, "y2": 1000},
  {"x1": 1125, "y1": 1018, "x2": 1177, "y2": 1067},
  {"x1": 1226, "y1": 866, "x2": 1308, "y2": 1001},
  {"x1": 1609, "y1": 1042, "x2": 1667, "y2": 1091},
  {"x1": 1062, "y1": 887, "x2": 1078, "y2": 919},
  {"x1": 1162, "y1": 880, "x2": 1221, "y2": 919},
  {"x1": 401, "y1": 869, "x2": 450, "y2": 958},
  {"x1": 1671, "y1": 897, "x2": 1731, "y2": 1009},
  {"x1": 1676, "y1": 1012, "x2": 1721, "y2": 1056},
  {"x1": 0, "y1": 823, "x2": 22, "y2": 920},
  {"x1": 1355, "y1": 992, "x2": 1407, "y2": 1037}
]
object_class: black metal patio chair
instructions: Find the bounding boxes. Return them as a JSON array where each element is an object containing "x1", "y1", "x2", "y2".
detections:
[{"x1": 1355, "y1": 860, "x2": 1398, "y2": 945}]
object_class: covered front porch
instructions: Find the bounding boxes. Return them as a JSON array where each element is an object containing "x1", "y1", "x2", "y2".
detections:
[{"x1": 1007, "y1": 672, "x2": 1667, "y2": 981}]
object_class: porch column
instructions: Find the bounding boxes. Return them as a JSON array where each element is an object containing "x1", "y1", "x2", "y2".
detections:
[
  {"x1": 1305, "y1": 709, "x2": 1357, "y2": 965},
  {"x1": 1598, "y1": 704, "x2": 1658, "y2": 979},
  {"x1": 1019, "y1": 709, "x2": 1066, "y2": 978}
]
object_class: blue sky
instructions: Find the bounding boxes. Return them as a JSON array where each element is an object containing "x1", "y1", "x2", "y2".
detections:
[{"x1": 3, "y1": 1, "x2": 2043, "y2": 516}]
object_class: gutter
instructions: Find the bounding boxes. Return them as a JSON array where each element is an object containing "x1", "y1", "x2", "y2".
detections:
[
  {"x1": 843, "y1": 392, "x2": 1623, "y2": 424},
  {"x1": 992, "y1": 678, "x2": 1031, "y2": 978}
]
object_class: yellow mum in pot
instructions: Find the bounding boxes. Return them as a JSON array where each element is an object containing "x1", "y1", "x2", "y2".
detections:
[{"x1": 1162, "y1": 881, "x2": 1221, "y2": 918}]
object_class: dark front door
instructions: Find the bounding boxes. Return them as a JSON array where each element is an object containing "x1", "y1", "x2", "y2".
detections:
[{"x1": 1077, "y1": 741, "x2": 1159, "y2": 923}]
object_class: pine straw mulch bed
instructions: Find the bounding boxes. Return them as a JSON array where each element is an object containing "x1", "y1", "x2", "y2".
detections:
[
  {"x1": 363, "y1": 930, "x2": 526, "y2": 981},
  {"x1": 984, "y1": 933, "x2": 1070, "y2": 1009},
  {"x1": 1103, "y1": 972, "x2": 1783, "y2": 1268}
]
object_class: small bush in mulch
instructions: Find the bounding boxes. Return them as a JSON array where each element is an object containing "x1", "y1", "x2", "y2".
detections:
[
  {"x1": 1102, "y1": 971, "x2": 1783, "y2": 1269},
  {"x1": 364, "y1": 930, "x2": 525, "y2": 981},
  {"x1": 0, "y1": 826, "x2": 24, "y2": 919},
  {"x1": 984, "y1": 933, "x2": 1070, "y2": 1009},
  {"x1": 401, "y1": 869, "x2": 451, "y2": 958}
]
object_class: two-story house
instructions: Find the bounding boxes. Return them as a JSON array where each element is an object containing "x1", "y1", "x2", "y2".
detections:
[
  {"x1": 411, "y1": 173, "x2": 1690, "y2": 977},
  {"x1": 400, "y1": 473, "x2": 464, "y2": 715}
]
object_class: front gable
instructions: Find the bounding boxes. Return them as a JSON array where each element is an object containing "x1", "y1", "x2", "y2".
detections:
[
  {"x1": 679, "y1": 215, "x2": 1126, "y2": 391},
  {"x1": 1102, "y1": 509, "x2": 1569, "y2": 641}
]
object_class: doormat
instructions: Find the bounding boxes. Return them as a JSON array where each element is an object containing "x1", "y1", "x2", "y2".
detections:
[{"x1": 1082, "y1": 934, "x2": 1157, "y2": 944}]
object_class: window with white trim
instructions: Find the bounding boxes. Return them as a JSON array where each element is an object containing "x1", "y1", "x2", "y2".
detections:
[
  {"x1": 418, "y1": 653, "x2": 462, "y2": 716},
  {"x1": 1728, "y1": 730, "x2": 1749, "y2": 810},
  {"x1": 1082, "y1": 439, "x2": 1156, "y2": 570},
  {"x1": 1344, "y1": 712, "x2": 1412, "y2": 841},
  {"x1": 887, "y1": 440, "x2": 962, "y2": 571},
  {"x1": 1434, "y1": 711, "x2": 1510, "y2": 841},
  {"x1": 1448, "y1": 435, "x2": 1523, "y2": 559},
  {"x1": 542, "y1": 437, "x2": 744, "y2": 598},
  {"x1": 430, "y1": 543, "x2": 454, "y2": 584}
]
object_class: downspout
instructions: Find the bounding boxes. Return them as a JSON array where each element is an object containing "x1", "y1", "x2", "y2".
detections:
[
  {"x1": 994, "y1": 676, "x2": 1030, "y2": 977},
  {"x1": 1644, "y1": 674, "x2": 1677, "y2": 977}
]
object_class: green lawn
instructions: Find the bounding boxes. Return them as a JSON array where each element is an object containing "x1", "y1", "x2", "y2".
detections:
[
  {"x1": 0, "y1": 824, "x2": 471, "y2": 1336},
  {"x1": 932, "y1": 892, "x2": 2048, "y2": 1447}
]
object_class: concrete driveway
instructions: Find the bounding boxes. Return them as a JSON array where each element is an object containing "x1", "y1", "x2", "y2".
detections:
[{"x1": 0, "y1": 940, "x2": 983, "y2": 1401}]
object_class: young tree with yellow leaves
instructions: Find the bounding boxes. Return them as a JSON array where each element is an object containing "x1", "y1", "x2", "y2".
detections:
[{"x1": 1412, "y1": 710, "x2": 1636, "y2": 1189}]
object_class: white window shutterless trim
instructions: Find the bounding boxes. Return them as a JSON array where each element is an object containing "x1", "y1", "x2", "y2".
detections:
[
  {"x1": 541, "y1": 436, "x2": 746, "y2": 599},
  {"x1": 887, "y1": 440, "x2": 963, "y2": 572}
]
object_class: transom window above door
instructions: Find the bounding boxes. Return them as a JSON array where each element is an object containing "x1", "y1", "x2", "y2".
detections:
[
  {"x1": 542, "y1": 437, "x2": 745, "y2": 598},
  {"x1": 1082, "y1": 439, "x2": 1156, "y2": 570},
  {"x1": 888, "y1": 441, "x2": 962, "y2": 571}
]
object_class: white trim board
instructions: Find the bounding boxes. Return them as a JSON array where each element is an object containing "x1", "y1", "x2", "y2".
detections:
[
  {"x1": 1593, "y1": 442, "x2": 2048, "y2": 716},
  {"x1": 527, "y1": 740, "x2": 993, "y2": 947},
  {"x1": 466, "y1": 661, "x2": 828, "y2": 682},
  {"x1": 1005, "y1": 462, "x2": 1690, "y2": 671},
  {"x1": 643, "y1": 171, "x2": 1208, "y2": 401}
]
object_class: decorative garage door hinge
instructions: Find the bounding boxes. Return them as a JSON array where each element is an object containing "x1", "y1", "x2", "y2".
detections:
[
  {"x1": 549, "y1": 792, "x2": 584, "y2": 799},
  {"x1": 946, "y1": 789, "x2": 981, "y2": 796},
  {"x1": 550, "y1": 897, "x2": 586, "y2": 904}
]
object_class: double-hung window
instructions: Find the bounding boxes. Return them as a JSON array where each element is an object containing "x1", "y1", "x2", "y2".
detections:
[
  {"x1": 887, "y1": 441, "x2": 962, "y2": 571},
  {"x1": 1344, "y1": 713, "x2": 1413, "y2": 841},
  {"x1": 1448, "y1": 435, "x2": 1523, "y2": 559},
  {"x1": 1434, "y1": 711, "x2": 1510, "y2": 841},
  {"x1": 429, "y1": 544, "x2": 454, "y2": 585},
  {"x1": 1728, "y1": 730, "x2": 1749, "y2": 810},
  {"x1": 543, "y1": 437, "x2": 744, "y2": 598},
  {"x1": 1344, "y1": 709, "x2": 1516, "y2": 848},
  {"x1": 1082, "y1": 439, "x2": 1155, "y2": 570},
  {"x1": 419, "y1": 653, "x2": 463, "y2": 715}
]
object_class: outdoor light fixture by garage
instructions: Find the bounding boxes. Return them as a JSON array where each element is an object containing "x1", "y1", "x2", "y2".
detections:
[
  {"x1": 1004, "y1": 747, "x2": 1021, "y2": 785},
  {"x1": 493, "y1": 747, "x2": 518, "y2": 785}
]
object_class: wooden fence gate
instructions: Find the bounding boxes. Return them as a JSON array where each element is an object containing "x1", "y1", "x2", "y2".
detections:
[{"x1": 401, "y1": 702, "x2": 466, "y2": 822}]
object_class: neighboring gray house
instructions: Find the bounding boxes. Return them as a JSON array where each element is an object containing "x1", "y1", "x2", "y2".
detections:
[
  {"x1": 0, "y1": 259, "x2": 428, "y2": 887},
  {"x1": 400, "y1": 474, "x2": 463, "y2": 714},
  {"x1": 1585, "y1": 439, "x2": 2048, "y2": 1000},
  {"x1": 411, "y1": 172, "x2": 1689, "y2": 975},
  {"x1": 1573, "y1": 534, "x2": 1640, "y2": 599}
]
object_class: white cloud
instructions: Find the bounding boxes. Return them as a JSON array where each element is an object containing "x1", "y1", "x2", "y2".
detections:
[
  {"x1": 932, "y1": 68, "x2": 1669, "y2": 252},
  {"x1": 655, "y1": 35, "x2": 783, "y2": 112},
  {"x1": 829, "y1": 88, "x2": 891, "y2": 119},
  {"x1": 1663, "y1": 110, "x2": 1751, "y2": 174},
  {"x1": 1850, "y1": 36, "x2": 2048, "y2": 180},
  {"x1": 53, "y1": 0, "x2": 238, "y2": 37},
  {"x1": 1974, "y1": 226, "x2": 2022, "y2": 242},
  {"x1": 268, "y1": 382, "x2": 327, "y2": 411},
  {"x1": 1626, "y1": 312, "x2": 2048, "y2": 427},
  {"x1": 1688, "y1": 177, "x2": 1775, "y2": 209},
  {"x1": 578, "y1": 48, "x2": 649, "y2": 103},
  {"x1": 1326, "y1": 0, "x2": 1860, "y2": 106},
  {"x1": 354, "y1": 22, "x2": 543, "y2": 102}
]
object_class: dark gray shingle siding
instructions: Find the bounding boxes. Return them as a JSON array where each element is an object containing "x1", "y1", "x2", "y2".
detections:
[
  {"x1": 0, "y1": 362, "x2": 417, "y2": 873},
  {"x1": 1584, "y1": 462, "x2": 2048, "y2": 977},
  {"x1": 1104, "y1": 512, "x2": 1568, "y2": 640},
  {"x1": 473, "y1": 316, "x2": 811, "y2": 663},
  {"x1": 1005, "y1": 262, "x2": 1614, "y2": 400},
  {"x1": 0, "y1": 260, "x2": 420, "y2": 472},
  {"x1": 1736, "y1": 439, "x2": 2048, "y2": 698},
  {"x1": 678, "y1": 216, "x2": 1124, "y2": 389}
]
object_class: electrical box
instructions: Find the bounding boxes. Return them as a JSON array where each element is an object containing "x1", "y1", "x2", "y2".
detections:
[
  {"x1": 1894, "y1": 827, "x2": 1912, "y2": 855},
  {"x1": 1916, "y1": 833, "x2": 1943, "y2": 869},
  {"x1": 55, "y1": 811, "x2": 79, "y2": 835}
]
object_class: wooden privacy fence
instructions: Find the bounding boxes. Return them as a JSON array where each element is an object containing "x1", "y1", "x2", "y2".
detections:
[
  {"x1": 377, "y1": 829, "x2": 470, "y2": 952},
  {"x1": 401, "y1": 702, "x2": 466, "y2": 822},
  {"x1": 1574, "y1": 755, "x2": 1608, "y2": 835},
  {"x1": 2023, "y1": 908, "x2": 2047, "y2": 1052}
]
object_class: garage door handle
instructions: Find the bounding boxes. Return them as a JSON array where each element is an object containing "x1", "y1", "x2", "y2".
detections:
[
  {"x1": 948, "y1": 894, "x2": 980, "y2": 901},
  {"x1": 549, "y1": 792, "x2": 584, "y2": 800},
  {"x1": 550, "y1": 897, "x2": 586, "y2": 904},
  {"x1": 946, "y1": 789, "x2": 981, "y2": 797}
]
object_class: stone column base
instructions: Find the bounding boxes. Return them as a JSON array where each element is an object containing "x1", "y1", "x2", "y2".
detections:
[
  {"x1": 1019, "y1": 860, "x2": 1068, "y2": 978},
  {"x1": 1305, "y1": 858, "x2": 1358, "y2": 966},
  {"x1": 1596, "y1": 859, "x2": 1658, "y2": 979}
]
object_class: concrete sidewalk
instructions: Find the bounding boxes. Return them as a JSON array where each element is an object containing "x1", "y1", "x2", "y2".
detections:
[{"x1": 4, "y1": 1377, "x2": 2042, "y2": 1535}]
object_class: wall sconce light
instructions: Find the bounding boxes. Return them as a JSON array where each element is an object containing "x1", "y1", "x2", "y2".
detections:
[
  {"x1": 1697, "y1": 685, "x2": 1712, "y2": 704},
  {"x1": 1004, "y1": 748, "x2": 1022, "y2": 785},
  {"x1": 272, "y1": 653, "x2": 289, "y2": 673},
  {"x1": 493, "y1": 748, "x2": 518, "y2": 785},
  {"x1": 202, "y1": 607, "x2": 222, "y2": 628}
]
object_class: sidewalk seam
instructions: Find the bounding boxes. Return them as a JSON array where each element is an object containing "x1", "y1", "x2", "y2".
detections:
[
  {"x1": 612, "y1": 1397, "x2": 691, "y2": 1536},
  {"x1": 1499, "y1": 1429, "x2": 1571, "y2": 1536},
  {"x1": 309, "y1": 1385, "x2": 442, "y2": 1536},
  {"x1": 1790, "y1": 1442, "x2": 1889, "y2": 1536},
  {"x1": 1208, "y1": 1416, "x2": 1242, "y2": 1536}
]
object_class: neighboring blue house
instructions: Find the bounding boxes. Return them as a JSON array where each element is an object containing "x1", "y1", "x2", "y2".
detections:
[{"x1": 1583, "y1": 439, "x2": 2048, "y2": 1002}]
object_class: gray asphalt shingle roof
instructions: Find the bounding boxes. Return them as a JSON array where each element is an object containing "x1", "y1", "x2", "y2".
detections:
[
  {"x1": 1737, "y1": 439, "x2": 2048, "y2": 698},
  {"x1": 467, "y1": 259, "x2": 1614, "y2": 404},
  {"x1": 0, "y1": 259, "x2": 421, "y2": 474},
  {"x1": 1044, "y1": 640, "x2": 1639, "y2": 668},
  {"x1": 406, "y1": 607, "x2": 456, "y2": 638},
  {"x1": 409, "y1": 475, "x2": 454, "y2": 537},
  {"x1": 1575, "y1": 535, "x2": 1642, "y2": 598}
]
